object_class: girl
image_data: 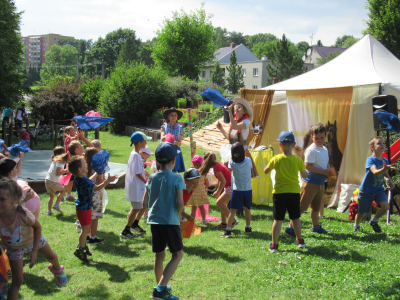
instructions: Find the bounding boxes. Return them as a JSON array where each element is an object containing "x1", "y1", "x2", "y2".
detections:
[
  {"x1": 188, "y1": 155, "x2": 210, "y2": 225},
  {"x1": 45, "y1": 146, "x2": 68, "y2": 215},
  {"x1": 85, "y1": 147, "x2": 107, "y2": 245},
  {"x1": 160, "y1": 107, "x2": 185, "y2": 173},
  {"x1": 0, "y1": 178, "x2": 67, "y2": 299},
  {"x1": 198, "y1": 152, "x2": 238, "y2": 230}
]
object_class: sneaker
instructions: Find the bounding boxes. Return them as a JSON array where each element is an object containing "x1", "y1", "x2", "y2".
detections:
[
  {"x1": 201, "y1": 220, "x2": 208, "y2": 225},
  {"x1": 353, "y1": 225, "x2": 361, "y2": 232},
  {"x1": 131, "y1": 224, "x2": 146, "y2": 233},
  {"x1": 88, "y1": 237, "x2": 105, "y2": 245},
  {"x1": 74, "y1": 220, "x2": 80, "y2": 226},
  {"x1": 269, "y1": 243, "x2": 279, "y2": 253},
  {"x1": 296, "y1": 238, "x2": 306, "y2": 248},
  {"x1": 74, "y1": 249, "x2": 89, "y2": 263},
  {"x1": 66, "y1": 194, "x2": 76, "y2": 201},
  {"x1": 231, "y1": 219, "x2": 239, "y2": 228},
  {"x1": 213, "y1": 223, "x2": 227, "y2": 230},
  {"x1": 311, "y1": 224, "x2": 329, "y2": 234},
  {"x1": 85, "y1": 245, "x2": 92, "y2": 256},
  {"x1": 151, "y1": 287, "x2": 179, "y2": 300},
  {"x1": 245, "y1": 227, "x2": 252, "y2": 234},
  {"x1": 369, "y1": 221, "x2": 382, "y2": 233},
  {"x1": 120, "y1": 228, "x2": 138, "y2": 238},
  {"x1": 76, "y1": 225, "x2": 81, "y2": 231},
  {"x1": 220, "y1": 230, "x2": 232, "y2": 238},
  {"x1": 284, "y1": 227, "x2": 296, "y2": 238}
]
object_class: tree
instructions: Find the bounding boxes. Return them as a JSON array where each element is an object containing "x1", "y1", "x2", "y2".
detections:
[
  {"x1": 317, "y1": 51, "x2": 342, "y2": 67},
  {"x1": 213, "y1": 26, "x2": 230, "y2": 49},
  {"x1": 23, "y1": 64, "x2": 41, "y2": 86},
  {"x1": 0, "y1": 0, "x2": 28, "y2": 108},
  {"x1": 332, "y1": 35, "x2": 353, "y2": 47},
  {"x1": 40, "y1": 45, "x2": 78, "y2": 82},
  {"x1": 117, "y1": 36, "x2": 139, "y2": 64},
  {"x1": 225, "y1": 51, "x2": 244, "y2": 94},
  {"x1": 228, "y1": 31, "x2": 246, "y2": 46},
  {"x1": 266, "y1": 34, "x2": 305, "y2": 85},
  {"x1": 364, "y1": 0, "x2": 400, "y2": 58},
  {"x1": 246, "y1": 33, "x2": 277, "y2": 51},
  {"x1": 317, "y1": 40, "x2": 323, "y2": 46},
  {"x1": 210, "y1": 61, "x2": 225, "y2": 87},
  {"x1": 139, "y1": 38, "x2": 155, "y2": 66},
  {"x1": 152, "y1": 4, "x2": 214, "y2": 80},
  {"x1": 252, "y1": 40, "x2": 278, "y2": 60},
  {"x1": 296, "y1": 41, "x2": 310, "y2": 56},
  {"x1": 58, "y1": 38, "x2": 92, "y2": 73},
  {"x1": 342, "y1": 36, "x2": 359, "y2": 48}
]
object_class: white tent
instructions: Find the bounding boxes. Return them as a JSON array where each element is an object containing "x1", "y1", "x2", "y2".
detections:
[{"x1": 259, "y1": 34, "x2": 400, "y2": 207}]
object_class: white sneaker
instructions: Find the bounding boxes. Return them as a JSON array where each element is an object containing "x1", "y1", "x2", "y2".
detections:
[{"x1": 201, "y1": 220, "x2": 208, "y2": 225}]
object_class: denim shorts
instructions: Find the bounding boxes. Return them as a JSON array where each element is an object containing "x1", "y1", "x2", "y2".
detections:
[
  {"x1": 358, "y1": 190, "x2": 388, "y2": 214},
  {"x1": 230, "y1": 190, "x2": 252, "y2": 210}
]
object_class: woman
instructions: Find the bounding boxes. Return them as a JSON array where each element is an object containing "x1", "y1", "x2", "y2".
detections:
[
  {"x1": 216, "y1": 97, "x2": 258, "y2": 177},
  {"x1": 160, "y1": 107, "x2": 185, "y2": 173}
]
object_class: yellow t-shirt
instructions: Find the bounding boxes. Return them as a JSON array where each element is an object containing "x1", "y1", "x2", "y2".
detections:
[{"x1": 267, "y1": 154, "x2": 306, "y2": 194}]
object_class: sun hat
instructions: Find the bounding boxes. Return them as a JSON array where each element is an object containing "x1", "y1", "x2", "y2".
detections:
[
  {"x1": 277, "y1": 131, "x2": 295, "y2": 143},
  {"x1": 139, "y1": 146, "x2": 154, "y2": 155},
  {"x1": 155, "y1": 143, "x2": 177, "y2": 163},
  {"x1": 91, "y1": 150, "x2": 110, "y2": 175},
  {"x1": 231, "y1": 142, "x2": 245, "y2": 164},
  {"x1": 0, "y1": 158, "x2": 18, "y2": 176},
  {"x1": 184, "y1": 168, "x2": 202, "y2": 180},
  {"x1": 232, "y1": 97, "x2": 253, "y2": 119},
  {"x1": 130, "y1": 131, "x2": 152, "y2": 146},
  {"x1": 163, "y1": 107, "x2": 183, "y2": 121},
  {"x1": 192, "y1": 155, "x2": 203, "y2": 165}
]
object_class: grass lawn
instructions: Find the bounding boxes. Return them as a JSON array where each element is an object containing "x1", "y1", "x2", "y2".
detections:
[{"x1": 16, "y1": 132, "x2": 400, "y2": 299}]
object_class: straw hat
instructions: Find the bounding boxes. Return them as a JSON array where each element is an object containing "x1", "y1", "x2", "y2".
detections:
[
  {"x1": 232, "y1": 97, "x2": 253, "y2": 119},
  {"x1": 163, "y1": 107, "x2": 183, "y2": 121}
]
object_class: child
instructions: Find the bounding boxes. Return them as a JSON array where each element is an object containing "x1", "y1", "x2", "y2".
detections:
[
  {"x1": 45, "y1": 146, "x2": 68, "y2": 215},
  {"x1": 264, "y1": 132, "x2": 308, "y2": 252},
  {"x1": 284, "y1": 123, "x2": 332, "y2": 237},
  {"x1": 188, "y1": 155, "x2": 210, "y2": 225},
  {"x1": 139, "y1": 146, "x2": 154, "y2": 181},
  {"x1": 142, "y1": 142, "x2": 185, "y2": 300},
  {"x1": 220, "y1": 143, "x2": 252, "y2": 238},
  {"x1": 198, "y1": 151, "x2": 237, "y2": 230},
  {"x1": 121, "y1": 132, "x2": 152, "y2": 238},
  {"x1": 18, "y1": 128, "x2": 29, "y2": 142},
  {"x1": 354, "y1": 136, "x2": 394, "y2": 233},
  {"x1": 0, "y1": 178, "x2": 67, "y2": 299},
  {"x1": 181, "y1": 168, "x2": 200, "y2": 222},
  {"x1": 68, "y1": 156, "x2": 117, "y2": 262},
  {"x1": 91, "y1": 139, "x2": 102, "y2": 152}
]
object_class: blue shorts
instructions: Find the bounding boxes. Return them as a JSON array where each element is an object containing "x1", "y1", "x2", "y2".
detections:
[
  {"x1": 358, "y1": 190, "x2": 388, "y2": 214},
  {"x1": 230, "y1": 190, "x2": 252, "y2": 210}
]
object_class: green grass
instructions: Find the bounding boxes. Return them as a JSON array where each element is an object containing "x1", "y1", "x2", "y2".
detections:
[{"x1": 16, "y1": 132, "x2": 400, "y2": 299}]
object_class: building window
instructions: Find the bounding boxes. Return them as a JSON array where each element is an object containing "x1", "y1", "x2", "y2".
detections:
[
  {"x1": 201, "y1": 71, "x2": 206, "y2": 78},
  {"x1": 253, "y1": 68, "x2": 258, "y2": 77},
  {"x1": 242, "y1": 69, "x2": 246, "y2": 77},
  {"x1": 252, "y1": 85, "x2": 258, "y2": 89}
]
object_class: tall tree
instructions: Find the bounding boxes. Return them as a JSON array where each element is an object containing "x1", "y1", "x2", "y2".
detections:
[
  {"x1": 246, "y1": 33, "x2": 277, "y2": 51},
  {"x1": 210, "y1": 61, "x2": 225, "y2": 87},
  {"x1": 23, "y1": 64, "x2": 41, "y2": 86},
  {"x1": 152, "y1": 4, "x2": 214, "y2": 80},
  {"x1": 0, "y1": 0, "x2": 28, "y2": 108},
  {"x1": 296, "y1": 41, "x2": 310, "y2": 56},
  {"x1": 228, "y1": 31, "x2": 246, "y2": 46},
  {"x1": 266, "y1": 34, "x2": 305, "y2": 85},
  {"x1": 117, "y1": 36, "x2": 139, "y2": 64},
  {"x1": 58, "y1": 38, "x2": 92, "y2": 73},
  {"x1": 332, "y1": 35, "x2": 354, "y2": 47},
  {"x1": 139, "y1": 38, "x2": 155, "y2": 66},
  {"x1": 40, "y1": 45, "x2": 78, "y2": 81},
  {"x1": 342, "y1": 36, "x2": 359, "y2": 48},
  {"x1": 213, "y1": 26, "x2": 230, "y2": 49},
  {"x1": 252, "y1": 40, "x2": 278, "y2": 60},
  {"x1": 225, "y1": 51, "x2": 244, "y2": 94},
  {"x1": 316, "y1": 40, "x2": 323, "y2": 46},
  {"x1": 364, "y1": 0, "x2": 400, "y2": 58}
]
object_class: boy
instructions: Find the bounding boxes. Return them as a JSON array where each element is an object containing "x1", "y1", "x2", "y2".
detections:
[
  {"x1": 68, "y1": 156, "x2": 117, "y2": 262},
  {"x1": 121, "y1": 131, "x2": 152, "y2": 238},
  {"x1": 143, "y1": 142, "x2": 185, "y2": 300},
  {"x1": 354, "y1": 136, "x2": 394, "y2": 233},
  {"x1": 181, "y1": 168, "x2": 200, "y2": 221},
  {"x1": 264, "y1": 132, "x2": 309, "y2": 252},
  {"x1": 285, "y1": 123, "x2": 332, "y2": 237},
  {"x1": 221, "y1": 142, "x2": 252, "y2": 238}
]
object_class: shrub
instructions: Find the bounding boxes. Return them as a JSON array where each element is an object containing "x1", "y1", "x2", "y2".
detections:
[
  {"x1": 176, "y1": 98, "x2": 187, "y2": 108},
  {"x1": 183, "y1": 107, "x2": 223, "y2": 138},
  {"x1": 152, "y1": 107, "x2": 168, "y2": 119},
  {"x1": 79, "y1": 76, "x2": 105, "y2": 113},
  {"x1": 167, "y1": 76, "x2": 198, "y2": 99},
  {"x1": 198, "y1": 103, "x2": 212, "y2": 112},
  {"x1": 100, "y1": 63, "x2": 174, "y2": 133}
]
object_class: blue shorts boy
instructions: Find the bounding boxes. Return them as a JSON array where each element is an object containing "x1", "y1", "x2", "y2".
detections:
[
  {"x1": 230, "y1": 190, "x2": 252, "y2": 210},
  {"x1": 357, "y1": 190, "x2": 388, "y2": 213}
]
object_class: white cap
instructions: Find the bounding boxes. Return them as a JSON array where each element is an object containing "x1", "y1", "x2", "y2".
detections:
[{"x1": 139, "y1": 146, "x2": 154, "y2": 155}]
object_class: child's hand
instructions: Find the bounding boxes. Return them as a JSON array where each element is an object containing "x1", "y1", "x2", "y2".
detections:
[
  {"x1": 28, "y1": 250, "x2": 37, "y2": 268},
  {"x1": 5, "y1": 152, "x2": 10, "y2": 158},
  {"x1": 186, "y1": 215, "x2": 194, "y2": 221},
  {"x1": 383, "y1": 161, "x2": 396, "y2": 172},
  {"x1": 77, "y1": 131, "x2": 84, "y2": 139},
  {"x1": 212, "y1": 190, "x2": 220, "y2": 198},
  {"x1": 216, "y1": 121, "x2": 222, "y2": 130},
  {"x1": 227, "y1": 100, "x2": 235, "y2": 112},
  {"x1": 107, "y1": 173, "x2": 118, "y2": 182},
  {"x1": 19, "y1": 151, "x2": 24, "y2": 159},
  {"x1": 24, "y1": 189, "x2": 35, "y2": 202},
  {"x1": 388, "y1": 180, "x2": 395, "y2": 190}
]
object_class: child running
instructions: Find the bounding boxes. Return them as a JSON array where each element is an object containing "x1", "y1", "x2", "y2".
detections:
[
  {"x1": 143, "y1": 142, "x2": 185, "y2": 300},
  {"x1": 68, "y1": 156, "x2": 117, "y2": 263},
  {"x1": 264, "y1": 132, "x2": 308, "y2": 252},
  {"x1": 181, "y1": 168, "x2": 200, "y2": 221},
  {"x1": 221, "y1": 143, "x2": 253, "y2": 238},
  {"x1": 0, "y1": 178, "x2": 67, "y2": 299},
  {"x1": 45, "y1": 146, "x2": 68, "y2": 215},
  {"x1": 354, "y1": 136, "x2": 394, "y2": 233},
  {"x1": 187, "y1": 155, "x2": 210, "y2": 224}
]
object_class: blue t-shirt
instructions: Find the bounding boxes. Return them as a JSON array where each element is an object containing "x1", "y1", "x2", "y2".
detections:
[
  {"x1": 228, "y1": 158, "x2": 252, "y2": 191},
  {"x1": 3, "y1": 108, "x2": 12, "y2": 117},
  {"x1": 74, "y1": 176, "x2": 95, "y2": 211},
  {"x1": 146, "y1": 170, "x2": 186, "y2": 225},
  {"x1": 360, "y1": 155, "x2": 388, "y2": 194}
]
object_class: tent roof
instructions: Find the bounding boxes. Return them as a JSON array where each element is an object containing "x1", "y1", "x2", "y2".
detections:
[{"x1": 264, "y1": 34, "x2": 400, "y2": 92}]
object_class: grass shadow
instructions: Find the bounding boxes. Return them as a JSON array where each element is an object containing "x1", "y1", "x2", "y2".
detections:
[
  {"x1": 105, "y1": 209, "x2": 127, "y2": 219},
  {"x1": 88, "y1": 261, "x2": 131, "y2": 282},
  {"x1": 321, "y1": 232, "x2": 400, "y2": 245},
  {"x1": 361, "y1": 278, "x2": 400, "y2": 299},
  {"x1": 242, "y1": 231, "x2": 270, "y2": 241},
  {"x1": 55, "y1": 213, "x2": 78, "y2": 223},
  {"x1": 77, "y1": 283, "x2": 111, "y2": 299},
  {"x1": 94, "y1": 231, "x2": 147, "y2": 257},
  {"x1": 184, "y1": 245, "x2": 243, "y2": 262},
  {"x1": 23, "y1": 272, "x2": 63, "y2": 296},
  {"x1": 133, "y1": 264, "x2": 153, "y2": 272}
]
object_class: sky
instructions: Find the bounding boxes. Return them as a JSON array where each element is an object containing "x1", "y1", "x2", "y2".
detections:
[{"x1": 15, "y1": 0, "x2": 369, "y2": 46}]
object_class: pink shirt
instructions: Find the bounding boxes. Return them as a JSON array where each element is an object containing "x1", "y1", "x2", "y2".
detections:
[
  {"x1": 65, "y1": 136, "x2": 71, "y2": 153},
  {"x1": 213, "y1": 162, "x2": 231, "y2": 188}
]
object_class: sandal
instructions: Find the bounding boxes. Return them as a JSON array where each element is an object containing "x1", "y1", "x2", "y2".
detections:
[
  {"x1": 48, "y1": 264, "x2": 68, "y2": 286},
  {"x1": 53, "y1": 204, "x2": 63, "y2": 213},
  {"x1": 47, "y1": 210, "x2": 54, "y2": 215}
]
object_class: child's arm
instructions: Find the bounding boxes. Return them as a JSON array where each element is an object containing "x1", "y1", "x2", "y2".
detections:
[
  {"x1": 182, "y1": 210, "x2": 194, "y2": 221},
  {"x1": 384, "y1": 172, "x2": 395, "y2": 190},
  {"x1": 89, "y1": 172, "x2": 98, "y2": 183},
  {"x1": 93, "y1": 173, "x2": 118, "y2": 191},
  {"x1": 176, "y1": 189, "x2": 184, "y2": 217},
  {"x1": 370, "y1": 161, "x2": 395, "y2": 177},
  {"x1": 28, "y1": 219, "x2": 42, "y2": 269},
  {"x1": 300, "y1": 169, "x2": 308, "y2": 178},
  {"x1": 77, "y1": 131, "x2": 94, "y2": 147},
  {"x1": 136, "y1": 173, "x2": 146, "y2": 184},
  {"x1": 264, "y1": 166, "x2": 271, "y2": 174},
  {"x1": 204, "y1": 177, "x2": 210, "y2": 189},
  {"x1": 213, "y1": 172, "x2": 226, "y2": 198},
  {"x1": 305, "y1": 163, "x2": 331, "y2": 177},
  {"x1": 15, "y1": 152, "x2": 24, "y2": 178},
  {"x1": 1, "y1": 143, "x2": 8, "y2": 152},
  {"x1": 142, "y1": 189, "x2": 149, "y2": 209},
  {"x1": 56, "y1": 166, "x2": 68, "y2": 176},
  {"x1": 216, "y1": 121, "x2": 230, "y2": 140}
]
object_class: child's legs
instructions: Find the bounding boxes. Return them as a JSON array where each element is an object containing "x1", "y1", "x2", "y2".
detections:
[
  {"x1": 38, "y1": 242, "x2": 62, "y2": 271},
  {"x1": 56, "y1": 186, "x2": 67, "y2": 204},
  {"x1": 154, "y1": 250, "x2": 166, "y2": 284},
  {"x1": 227, "y1": 209, "x2": 237, "y2": 227},
  {"x1": 355, "y1": 213, "x2": 366, "y2": 225},
  {"x1": 216, "y1": 192, "x2": 231, "y2": 223},
  {"x1": 319, "y1": 203, "x2": 324, "y2": 216},
  {"x1": 91, "y1": 218, "x2": 99, "y2": 237},
  {"x1": 291, "y1": 218, "x2": 302, "y2": 239},
  {"x1": 159, "y1": 250, "x2": 183, "y2": 286},
  {"x1": 199, "y1": 205, "x2": 206, "y2": 220},
  {"x1": 244, "y1": 207, "x2": 251, "y2": 226},
  {"x1": 79, "y1": 225, "x2": 90, "y2": 247},
  {"x1": 287, "y1": 193, "x2": 301, "y2": 238},
  {"x1": 47, "y1": 191, "x2": 55, "y2": 211},
  {"x1": 8, "y1": 258, "x2": 24, "y2": 300},
  {"x1": 272, "y1": 193, "x2": 287, "y2": 243},
  {"x1": 135, "y1": 208, "x2": 146, "y2": 221},
  {"x1": 299, "y1": 183, "x2": 323, "y2": 227},
  {"x1": 190, "y1": 206, "x2": 197, "y2": 218},
  {"x1": 272, "y1": 220, "x2": 283, "y2": 245},
  {"x1": 373, "y1": 191, "x2": 390, "y2": 219},
  {"x1": 356, "y1": 191, "x2": 374, "y2": 225},
  {"x1": 127, "y1": 206, "x2": 141, "y2": 226}
]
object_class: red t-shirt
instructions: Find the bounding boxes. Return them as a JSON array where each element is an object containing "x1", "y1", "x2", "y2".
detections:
[
  {"x1": 213, "y1": 162, "x2": 231, "y2": 188},
  {"x1": 183, "y1": 189, "x2": 193, "y2": 206}
]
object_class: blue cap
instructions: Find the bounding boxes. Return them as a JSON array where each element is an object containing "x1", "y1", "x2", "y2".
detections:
[
  {"x1": 277, "y1": 131, "x2": 295, "y2": 143},
  {"x1": 184, "y1": 168, "x2": 201, "y2": 180},
  {"x1": 130, "y1": 131, "x2": 152, "y2": 146},
  {"x1": 155, "y1": 143, "x2": 177, "y2": 163}
]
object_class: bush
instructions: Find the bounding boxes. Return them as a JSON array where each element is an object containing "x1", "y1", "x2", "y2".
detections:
[
  {"x1": 167, "y1": 76, "x2": 198, "y2": 99},
  {"x1": 176, "y1": 98, "x2": 187, "y2": 108},
  {"x1": 100, "y1": 63, "x2": 174, "y2": 133},
  {"x1": 79, "y1": 76, "x2": 105, "y2": 113},
  {"x1": 198, "y1": 103, "x2": 212, "y2": 112},
  {"x1": 180, "y1": 110, "x2": 198, "y2": 123}
]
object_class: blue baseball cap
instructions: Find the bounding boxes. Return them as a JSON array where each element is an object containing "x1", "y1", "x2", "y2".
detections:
[
  {"x1": 277, "y1": 131, "x2": 295, "y2": 143},
  {"x1": 184, "y1": 168, "x2": 201, "y2": 180},
  {"x1": 155, "y1": 143, "x2": 177, "y2": 163},
  {"x1": 130, "y1": 131, "x2": 152, "y2": 146}
]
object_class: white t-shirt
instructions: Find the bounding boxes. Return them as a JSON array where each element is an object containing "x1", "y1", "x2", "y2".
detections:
[
  {"x1": 230, "y1": 119, "x2": 251, "y2": 141},
  {"x1": 45, "y1": 161, "x2": 64, "y2": 182},
  {"x1": 125, "y1": 150, "x2": 146, "y2": 202},
  {"x1": 16, "y1": 109, "x2": 23, "y2": 121},
  {"x1": 304, "y1": 143, "x2": 329, "y2": 169}
]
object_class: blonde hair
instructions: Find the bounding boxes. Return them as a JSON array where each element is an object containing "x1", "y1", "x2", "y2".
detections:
[
  {"x1": 0, "y1": 178, "x2": 22, "y2": 202},
  {"x1": 51, "y1": 146, "x2": 65, "y2": 160},
  {"x1": 91, "y1": 140, "x2": 102, "y2": 151},
  {"x1": 65, "y1": 126, "x2": 75, "y2": 133},
  {"x1": 369, "y1": 136, "x2": 384, "y2": 152},
  {"x1": 53, "y1": 153, "x2": 69, "y2": 164},
  {"x1": 84, "y1": 147, "x2": 99, "y2": 176},
  {"x1": 198, "y1": 152, "x2": 217, "y2": 176},
  {"x1": 68, "y1": 141, "x2": 81, "y2": 155}
]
